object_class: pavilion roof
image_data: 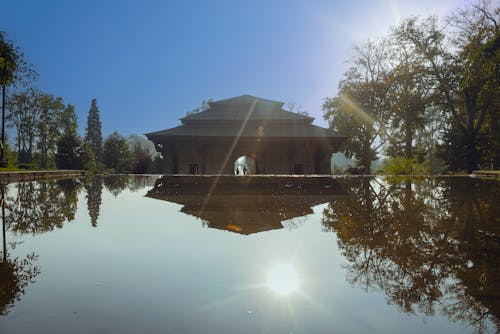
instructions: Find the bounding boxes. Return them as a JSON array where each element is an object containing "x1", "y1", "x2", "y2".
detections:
[
  {"x1": 146, "y1": 122, "x2": 345, "y2": 139},
  {"x1": 180, "y1": 95, "x2": 313, "y2": 122},
  {"x1": 146, "y1": 95, "x2": 346, "y2": 140}
]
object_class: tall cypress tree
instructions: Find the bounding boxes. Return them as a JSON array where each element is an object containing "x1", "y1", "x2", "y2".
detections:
[{"x1": 85, "y1": 99, "x2": 102, "y2": 161}]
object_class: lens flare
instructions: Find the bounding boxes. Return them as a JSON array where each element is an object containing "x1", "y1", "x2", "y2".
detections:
[{"x1": 267, "y1": 264, "x2": 299, "y2": 295}]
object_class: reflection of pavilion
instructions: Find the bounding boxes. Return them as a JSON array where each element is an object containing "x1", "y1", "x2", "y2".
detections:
[{"x1": 146, "y1": 175, "x2": 347, "y2": 235}]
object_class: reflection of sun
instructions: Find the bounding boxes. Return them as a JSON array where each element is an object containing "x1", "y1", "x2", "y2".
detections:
[{"x1": 267, "y1": 264, "x2": 299, "y2": 295}]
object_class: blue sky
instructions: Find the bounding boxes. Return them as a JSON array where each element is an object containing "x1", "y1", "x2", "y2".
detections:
[{"x1": 2, "y1": 0, "x2": 463, "y2": 138}]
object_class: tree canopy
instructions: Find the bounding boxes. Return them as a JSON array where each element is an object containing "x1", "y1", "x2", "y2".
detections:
[{"x1": 324, "y1": 1, "x2": 499, "y2": 173}]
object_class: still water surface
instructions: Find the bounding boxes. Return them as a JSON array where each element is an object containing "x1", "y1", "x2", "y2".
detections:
[{"x1": 0, "y1": 176, "x2": 498, "y2": 333}]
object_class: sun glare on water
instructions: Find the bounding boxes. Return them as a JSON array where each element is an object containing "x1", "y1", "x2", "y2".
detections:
[{"x1": 267, "y1": 264, "x2": 300, "y2": 295}]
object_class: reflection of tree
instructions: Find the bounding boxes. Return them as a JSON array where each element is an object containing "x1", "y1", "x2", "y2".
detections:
[
  {"x1": 57, "y1": 179, "x2": 80, "y2": 222},
  {"x1": 0, "y1": 253, "x2": 40, "y2": 315},
  {"x1": 440, "y1": 179, "x2": 500, "y2": 332},
  {"x1": 0, "y1": 186, "x2": 40, "y2": 316},
  {"x1": 127, "y1": 175, "x2": 158, "y2": 192},
  {"x1": 322, "y1": 177, "x2": 499, "y2": 332},
  {"x1": 84, "y1": 176, "x2": 103, "y2": 227},
  {"x1": 6, "y1": 180, "x2": 81, "y2": 235},
  {"x1": 103, "y1": 175, "x2": 130, "y2": 197},
  {"x1": 0, "y1": 178, "x2": 79, "y2": 314}
]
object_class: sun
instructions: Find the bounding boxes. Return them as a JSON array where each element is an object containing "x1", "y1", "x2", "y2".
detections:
[{"x1": 266, "y1": 263, "x2": 300, "y2": 295}]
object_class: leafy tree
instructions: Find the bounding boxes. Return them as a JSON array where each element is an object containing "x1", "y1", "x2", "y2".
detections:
[
  {"x1": 7, "y1": 89, "x2": 77, "y2": 166},
  {"x1": 392, "y1": 2, "x2": 499, "y2": 171},
  {"x1": 85, "y1": 99, "x2": 102, "y2": 162},
  {"x1": 0, "y1": 32, "x2": 20, "y2": 164},
  {"x1": 384, "y1": 34, "x2": 430, "y2": 161},
  {"x1": 102, "y1": 131, "x2": 133, "y2": 173},
  {"x1": 0, "y1": 32, "x2": 19, "y2": 88},
  {"x1": 323, "y1": 40, "x2": 391, "y2": 173},
  {"x1": 54, "y1": 131, "x2": 84, "y2": 169},
  {"x1": 6, "y1": 88, "x2": 40, "y2": 163},
  {"x1": 128, "y1": 134, "x2": 156, "y2": 174},
  {"x1": 128, "y1": 133, "x2": 162, "y2": 174},
  {"x1": 81, "y1": 142, "x2": 97, "y2": 172},
  {"x1": 0, "y1": 32, "x2": 36, "y2": 90},
  {"x1": 37, "y1": 94, "x2": 66, "y2": 167},
  {"x1": 151, "y1": 155, "x2": 165, "y2": 174},
  {"x1": 52, "y1": 102, "x2": 80, "y2": 169},
  {"x1": 60, "y1": 104, "x2": 77, "y2": 135},
  {"x1": 0, "y1": 32, "x2": 36, "y2": 165},
  {"x1": 132, "y1": 146, "x2": 152, "y2": 174},
  {"x1": 381, "y1": 156, "x2": 428, "y2": 175}
]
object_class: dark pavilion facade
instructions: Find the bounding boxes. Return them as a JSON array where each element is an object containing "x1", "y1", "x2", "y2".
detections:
[{"x1": 146, "y1": 95, "x2": 346, "y2": 175}]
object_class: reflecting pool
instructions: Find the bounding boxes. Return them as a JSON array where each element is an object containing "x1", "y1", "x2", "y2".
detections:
[{"x1": 0, "y1": 175, "x2": 498, "y2": 333}]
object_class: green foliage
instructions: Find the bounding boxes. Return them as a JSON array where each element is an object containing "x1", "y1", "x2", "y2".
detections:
[
  {"x1": 324, "y1": 2, "x2": 498, "y2": 174},
  {"x1": 54, "y1": 131, "x2": 85, "y2": 169},
  {"x1": 102, "y1": 131, "x2": 133, "y2": 173},
  {"x1": 37, "y1": 93, "x2": 67, "y2": 167},
  {"x1": 17, "y1": 163, "x2": 38, "y2": 170},
  {"x1": 82, "y1": 142, "x2": 97, "y2": 172},
  {"x1": 7, "y1": 89, "x2": 76, "y2": 167},
  {"x1": 3, "y1": 144, "x2": 17, "y2": 169},
  {"x1": 85, "y1": 99, "x2": 102, "y2": 161},
  {"x1": 6, "y1": 88, "x2": 39, "y2": 163},
  {"x1": 0, "y1": 32, "x2": 19, "y2": 87},
  {"x1": 382, "y1": 157, "x2": 428, "y2": 175},
  {"x1": 128, "y1": 133, "x2": 164, "y2": 174},
  {"x1": 132, "y1": 146, "x2": 153, "y2": 174},
  {"x1": 323, "y1": 93, "x2": 379, "y2": 167},
  {"x1": 323, "y1": 40, "x2": 391, "y2": 173},
  {"x1": 392, "y1": 4, "x2": 499, "y2": 171},
  {"x1": 383, "y1": 42, "x2": 428, "y2": 160},
  {"x1": 127, "y1": 134, "x2": 157, "y2": 174},
  {"x1": 60, "y1": 104, "x2": 77, "y2": 134},
  {"x1": 151, "y1": 155, "x2": 164, "y2": 174},
  {"x1": 0, "y1": 32, "x2": 36, "y2": 88}
]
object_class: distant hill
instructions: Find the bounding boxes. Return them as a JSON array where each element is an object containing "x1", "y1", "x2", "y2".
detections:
[
  {"x1": 331, "y1": 152, "x2": 354, "y2": 171},
  {"x1": 330, "y1": 152, "x2": 381, "y2": 173}
]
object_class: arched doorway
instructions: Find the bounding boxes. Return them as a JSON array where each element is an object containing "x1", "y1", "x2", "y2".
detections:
[{"x1": 234, "y1": 155, "x2": 256, "y2": 175}]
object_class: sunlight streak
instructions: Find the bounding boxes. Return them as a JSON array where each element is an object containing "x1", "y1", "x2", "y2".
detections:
[
  {"x1": 197, "y1": 98, "x2": 258, "y2": 217},
  {"x1": 340, "y1": 93, "x2": 375, "y2": 125}
]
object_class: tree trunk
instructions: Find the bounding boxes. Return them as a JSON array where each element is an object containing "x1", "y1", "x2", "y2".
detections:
[
  {"x1": 1, "y1": 85, "x2": 5, "y2": 165},
  {"x1": 17, "y1": 136, "x2": 20, "y2": 164},
  {"x1": 361, "y1": 134, "x2": 371, "y2": 174},
  {"x1": 464, "y1": 132, "x2": 479, "y2": 173},
  {"x1": 361, "y1": 154, "x2": 371, "y2": 175},
  {"x1": 405, "y1": 117, "x2": 413, "y2": 160}
]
